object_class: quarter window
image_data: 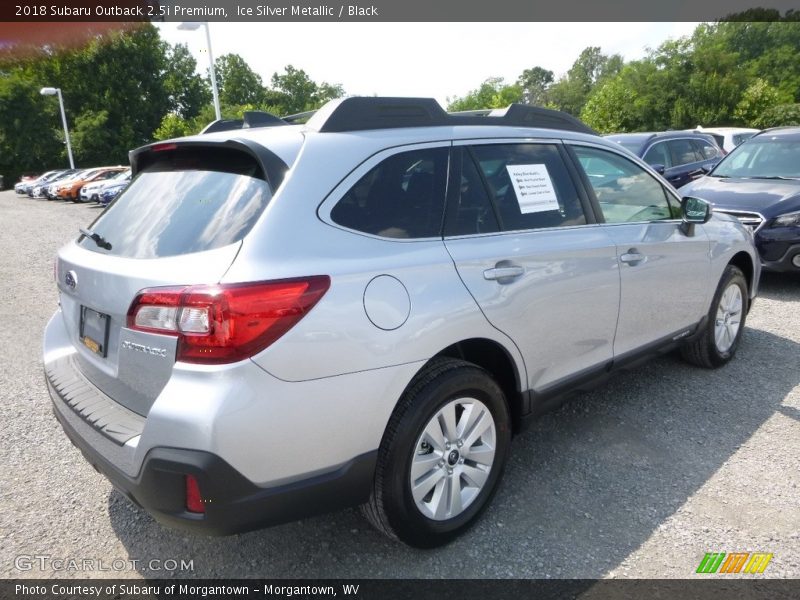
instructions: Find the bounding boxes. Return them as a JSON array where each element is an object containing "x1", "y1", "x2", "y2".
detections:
[
  {"x1": 695, "y1": 139, "x2": 721, "y2": 160},
  {"x1": 330, "y1": 148, "x2": 448, "y2": 239},
  {"x1": 574, "y1": 146, "x2": 679, "y2": 223},
  {"x1": 469, "y1": 144, "x2": 586, "y2": 231}
]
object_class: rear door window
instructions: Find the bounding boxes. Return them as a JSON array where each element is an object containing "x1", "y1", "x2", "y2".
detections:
[
  {"x1": 469, "y1": 143, "x2": 586, "y2": 231},
  {"x1": 330, "y1": 147, "x2": 448, "y2": 239},
  {"x1": 667, "y1": 139, "x2": 702, "y2": 166},
  {"x1": 79, "y1": 148, "x2": 272, "y2": 258}
]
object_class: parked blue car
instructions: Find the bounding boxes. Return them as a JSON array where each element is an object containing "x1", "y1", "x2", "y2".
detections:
[
  {"x1": 605, "y1": 131, "x2": 724, "y2": 189},
  {"x1": 98, "y1": 178, "x2": 129, "y2": 205}
]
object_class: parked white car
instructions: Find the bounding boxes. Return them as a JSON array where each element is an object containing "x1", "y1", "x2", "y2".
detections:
[{"x1": 692, "y1": 127, "x2": 759, "y2": 153}]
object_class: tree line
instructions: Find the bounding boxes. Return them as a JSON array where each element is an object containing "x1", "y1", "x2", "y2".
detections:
[
  {"x1": 0, "y1": 23, "x2": 344, "y2": 182},
  {"x1": 447, "y1": 10, "x2": 800, "y2": 133},
  {"x1": 1, "y1": 14, "x2": 799, "y2": 184}
]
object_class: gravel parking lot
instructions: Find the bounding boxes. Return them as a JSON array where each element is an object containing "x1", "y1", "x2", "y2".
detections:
[{"x1": 1, "y1": 189, "x2": 798, "y2": 580}]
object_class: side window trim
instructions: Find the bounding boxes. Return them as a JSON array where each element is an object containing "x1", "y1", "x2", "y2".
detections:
[
  {"x1": 567, "y1": 141, "x2": 683, "y2": 225},
  {"x1": 317, "y1": 140, "x2": 453, "y2": 242},
  {"x1": 563, "y1": 143, "x2": 607, "y2": 224},
  {"x1": 465, "y1": 146, "x2": 505, "y2": 230},
  {"x1": 443, "y1": 147, "x2": 502, "y2": 238},
  {"x1": 557, "y1": 143, "x2": 601, "y2": 225}
]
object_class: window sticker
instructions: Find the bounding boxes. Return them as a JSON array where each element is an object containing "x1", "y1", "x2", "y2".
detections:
[{"x1": 506, "y1": 164, "x2": 559, "y2": 213}]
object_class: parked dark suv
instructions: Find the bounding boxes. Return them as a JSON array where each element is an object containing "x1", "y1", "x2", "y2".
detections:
[
  {"x1": 605, "y1": 131, "x2": 724, "y2": 189},
  {"x1": 680, "y1": 127, "x2": 800, "y2": 272}
]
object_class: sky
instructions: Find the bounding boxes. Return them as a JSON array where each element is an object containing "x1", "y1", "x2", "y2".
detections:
[{"x1": 156, "y1": 22, "x2": 701, "y2": 107}]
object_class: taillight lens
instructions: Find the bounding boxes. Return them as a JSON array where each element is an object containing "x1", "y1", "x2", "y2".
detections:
[{"x1": 127, "y1": 277, "x2": 330, "y2": 364}]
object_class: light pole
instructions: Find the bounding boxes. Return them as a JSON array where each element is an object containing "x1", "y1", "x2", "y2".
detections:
[
  {"x1": 178, "y1": 22, "x2": 222, "y2": 121},
  {"x1": 40, "y1": 87, "x2": 75, "y2": 169}
]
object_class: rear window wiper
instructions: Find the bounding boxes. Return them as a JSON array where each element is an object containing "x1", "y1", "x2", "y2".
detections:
[{"x1": 79, "y1": 228, "x2": 112, "y2": 250}]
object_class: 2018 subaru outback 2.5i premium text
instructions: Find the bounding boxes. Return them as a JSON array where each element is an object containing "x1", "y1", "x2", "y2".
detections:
[{"x1": 44, "y1": 98, "x2": 760, "y2": 548}]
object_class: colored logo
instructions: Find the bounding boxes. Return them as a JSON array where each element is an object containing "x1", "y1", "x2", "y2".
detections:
[{"x1": 696, "y1": 552, "x2": 773, "y2": 574}]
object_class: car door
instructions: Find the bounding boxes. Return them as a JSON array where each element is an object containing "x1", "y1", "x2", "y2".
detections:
[
  {"x1": 443, "y1": 142, "x2": 620, "y2": 394},
  {"x1": 569, "y1": 143, "x2": 712, "y2": 357}
]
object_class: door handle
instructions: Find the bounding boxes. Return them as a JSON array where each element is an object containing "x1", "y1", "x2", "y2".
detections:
[
  {"x1": 483, "y1": 266, "x2": 525, "y2": 281},
  {"x1": 620, "y1": 250, "x2": 645, "y2": 265}
]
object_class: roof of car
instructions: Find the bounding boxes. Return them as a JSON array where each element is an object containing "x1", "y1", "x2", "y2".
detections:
[
  {"x1": 752, "y1": 127, "x2": 800, "y2": 141},
  {"x1": 606, "y1": 131, "x2": 716, "y2": 141},
  {"x1": 144, "y1": 98, "x2": 616, "y2": 174},
  {"x1": 197, "y1": 98, "x2": 599, "y2": 137},
  {"x1": 695, "y1": 127, "x2": 759, "y2": 134}
]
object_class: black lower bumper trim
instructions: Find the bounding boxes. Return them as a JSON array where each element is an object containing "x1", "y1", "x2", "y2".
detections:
[
  {"x1": 760, "y1": 243, "x2": 800, "y2": 272},
  {"x1": 51, "y1": 406, "x2": 377, "y2": 536}
]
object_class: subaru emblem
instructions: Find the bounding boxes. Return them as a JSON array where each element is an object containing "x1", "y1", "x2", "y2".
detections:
[{"x1": 65, "y1": 270, "x2": 77, "y2": 290}]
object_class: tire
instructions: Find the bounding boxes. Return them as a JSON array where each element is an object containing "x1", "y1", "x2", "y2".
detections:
[
  {"x1": 362, "y1": 357, "x2": 511, "y2": 548},
  {"x1": 681, "y1": 265, "x2": 748, "y2": 368}
]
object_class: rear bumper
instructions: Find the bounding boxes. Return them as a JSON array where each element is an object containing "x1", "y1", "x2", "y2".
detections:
[
  {"x1": 42, "y1": 305, "x2": 397, "y2": 535},
  {"x1": 48, "y1": 373, "x2": 376, "y2": 535}
]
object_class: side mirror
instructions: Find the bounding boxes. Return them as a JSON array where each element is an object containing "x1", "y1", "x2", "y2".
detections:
[
  {"x1": 680, "y1": 196, "x2": 712, "y2": 235},
  {"x1": 651, "y1": 163, "x2": 666, "y2": 175}
]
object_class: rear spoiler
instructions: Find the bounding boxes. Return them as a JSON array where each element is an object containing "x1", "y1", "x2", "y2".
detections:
[{"x1": 128, "y1": 138, "x2": 289, "y2": 192}]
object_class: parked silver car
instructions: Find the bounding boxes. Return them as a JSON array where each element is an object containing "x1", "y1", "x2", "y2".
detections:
[
  {"x1": 80, "y1": 168, "x2": 131, "y2": 203},
  {"x1": 43, "y1": 98, "x2": 760, "y2": 548}
]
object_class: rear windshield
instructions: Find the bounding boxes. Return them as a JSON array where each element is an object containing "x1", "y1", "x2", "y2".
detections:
[{"x1": 79, "y1": 149, "x2": 271, "y2": 258}]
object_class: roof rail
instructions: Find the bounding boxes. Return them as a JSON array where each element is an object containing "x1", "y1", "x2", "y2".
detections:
[
  {"x1": 307, "y1": 97, "x2": 448, "y2": 132},
  {"x1": 304, "y1": 97, "x2": 598, "y2": 135},
  {"x1": 200, "y1": 110, "x2": 289, "y2": 134},
  {"x1": 242, "y1": 111, "x2": 287, "y2": 128},
  {"x1": 201, "y1": 119, "x2": 244, "y2": 134},
  {"x1": 283, "y1": 110, "x2": 317, "y2": 124}
]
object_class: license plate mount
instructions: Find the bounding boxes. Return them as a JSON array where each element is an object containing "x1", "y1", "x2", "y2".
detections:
[{"x1": 80, "y1": 306, "x2": 110, "y2": 357}]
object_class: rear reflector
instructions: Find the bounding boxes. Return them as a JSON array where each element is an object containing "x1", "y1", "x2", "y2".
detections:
[
  {"x1": 185, "y1": 475, "x2": 205, "y2": 514},
  {"x1": 127, "y1": 276, "x2": 330, "y2": 364}
]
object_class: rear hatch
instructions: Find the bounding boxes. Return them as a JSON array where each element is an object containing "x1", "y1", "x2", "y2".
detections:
[{"x1": 55, "y1": 141, "x2": 285, "y2": 416}]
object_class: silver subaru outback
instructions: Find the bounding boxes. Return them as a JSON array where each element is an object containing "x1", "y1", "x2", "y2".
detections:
[{"x1": 43, "y1": 98, "x2": 760, "y2": 548}]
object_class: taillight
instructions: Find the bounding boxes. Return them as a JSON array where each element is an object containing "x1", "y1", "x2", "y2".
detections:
[
  {"x1": 127, "y1": 277, "x2": 330, "y2": 364},
  {"x1": 152, "y1": 142, "x2": 177, "y2": 152}
]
